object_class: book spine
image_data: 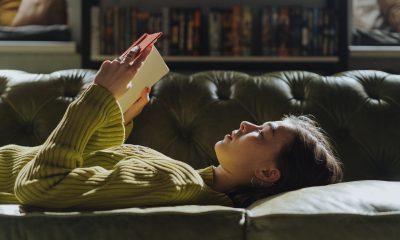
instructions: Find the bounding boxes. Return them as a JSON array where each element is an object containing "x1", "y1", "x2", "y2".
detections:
[
  {"x1": 308, "y1": 8, "x2": 315, "y2": 55},
  {"x1": 186, "y1": 9, "x2": 194, "y2": 55},
  {"x1": 301, "y1": 8, "x2": 309, "y2": 56},
  {"x1": 209, "y1": 10, "x2": 221, "y2": 56},
  {"x1": 125, "y1": 7, "x2": 131, "y2": 48},
  {"x1": 178, "y1": 9, "x2": 186, "y2": 55},
  {"x1": 130, "y1": 7, "x2": 137, "y2": 45},
  {"x1": 193, "y1": 8, "x2": 201, "y2": 56},
  {"x1": 113, "y1": 6, "x2": 119, "y2": 55},
  {"x1": 270, "y1": 7, "x2": 278, "y2": 56},
  {"x1": 170, "y1": 8, "x2": 179, "y2": 55},
  {"x1": 105, "y1": 7, "x2": 114, "y2": 55},
  {"x1": 91, "y1": 6, "x2": 100, "y2": 57},
  {"x1": 277, "y1": 7, "x2": 290, "y2": 56},
  {"x1": 290, "y1": 7, "x2": 302, "y2": 56},
  {"x1": 221, "y1": 9, "x2": 233, "y2": 56},
  {"x1": 242, "y1": 6, "x2": 252, "y2": 56},
  {"x1": 162, "y1": 7, "x2": 170, "y2": 56},
  {"x1": 118, "y1": 7, "x2": 125, "y2": 53},
  {"x1": 231, "y1": 5, "x2": 241, "y2": 56}
]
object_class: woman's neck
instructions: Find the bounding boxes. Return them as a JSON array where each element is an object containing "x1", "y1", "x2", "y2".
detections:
[{"x1": 212, "y1": 165, "x2": 238, "y2": 193}]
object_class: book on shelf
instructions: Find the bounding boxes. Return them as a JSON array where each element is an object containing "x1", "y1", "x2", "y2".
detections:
[
  {"x1": 260, "y1": 6, "x2": 337, "y2": 57},
  {"x1": 90, "y1": 4, "x2": 338, "y2": 60}
]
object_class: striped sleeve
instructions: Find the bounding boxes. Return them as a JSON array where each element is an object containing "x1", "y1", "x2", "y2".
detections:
[
  {"x1": 14, "y1": 84, "x2": 125, "y2": 207},
  {"x1": 13, "y1": 84, "x2": 205, "y2": 209}
]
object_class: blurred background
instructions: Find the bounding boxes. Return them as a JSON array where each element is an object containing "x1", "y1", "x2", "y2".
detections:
[{"x1": 0, "y1": 0, "x2": 399, "y2": 74}]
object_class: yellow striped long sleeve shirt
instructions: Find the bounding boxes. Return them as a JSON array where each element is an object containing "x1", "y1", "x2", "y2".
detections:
[{"x1": 0, "y1": 84, "x2": 233, "y2": 210}]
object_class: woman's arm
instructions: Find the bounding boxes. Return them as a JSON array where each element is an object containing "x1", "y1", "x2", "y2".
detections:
[
  {"x1": 82, "y1": 47, "x2": 152, "y2": 155},
  {"x1": 14, "y1": 46, "x2": 154, "y2": 207}
]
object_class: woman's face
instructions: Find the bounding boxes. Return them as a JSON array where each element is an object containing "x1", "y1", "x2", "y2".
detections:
[{"x1": 215, "y1": 120, "x2": 296, "y2": 184}]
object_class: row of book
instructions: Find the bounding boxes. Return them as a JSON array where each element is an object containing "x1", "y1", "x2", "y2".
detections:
[
  {"x1": 261, "y1": 7, "x2": 338, "y2": 56},
  {"x1": 90, "y1": 6, "x2": 339, "y2": 58}
]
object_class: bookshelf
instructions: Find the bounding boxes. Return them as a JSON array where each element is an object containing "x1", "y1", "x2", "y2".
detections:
[{"x1": 81, "y1": 0, "x2": 349, "y2": 74}]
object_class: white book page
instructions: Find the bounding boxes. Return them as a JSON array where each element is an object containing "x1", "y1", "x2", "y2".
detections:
[{"x1": 117, "y1": 47, "x2": 169, "y2": 112}]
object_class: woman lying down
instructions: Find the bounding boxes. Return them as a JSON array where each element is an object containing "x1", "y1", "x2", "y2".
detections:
[{"x1": 0, "y1": 46, "x2": 343, "y2": 209}]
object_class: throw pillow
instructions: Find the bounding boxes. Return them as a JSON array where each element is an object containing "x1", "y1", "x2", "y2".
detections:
[
  {"x1": 11, "y1": 0, "x2": 67, "y2": 26},
  {"x1": 0, "y1": 0, "x2": 21, "y2": 26}
]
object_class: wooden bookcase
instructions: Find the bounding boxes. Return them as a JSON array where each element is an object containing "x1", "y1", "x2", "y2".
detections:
[{"x1": 81, "y1": 0, "x2": 349, "y2": 74}]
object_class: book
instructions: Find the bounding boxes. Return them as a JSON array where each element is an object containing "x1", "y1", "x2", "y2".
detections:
[{"x1": 117, "y1": 33, "x2": 170, "y2": 112}]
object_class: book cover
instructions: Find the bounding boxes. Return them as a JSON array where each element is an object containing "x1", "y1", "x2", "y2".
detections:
[{"x1": 118, "y1": 46, "x2": 169, "y2": 112}]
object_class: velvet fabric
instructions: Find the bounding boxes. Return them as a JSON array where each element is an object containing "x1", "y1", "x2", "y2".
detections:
[{"x1": 0, "y1": 69, "x2": 399, "y2": 239}]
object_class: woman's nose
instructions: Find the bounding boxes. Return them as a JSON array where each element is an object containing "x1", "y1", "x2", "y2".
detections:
[{"x1": 240, "y1": 121, "x2": 257, "y2": 133}]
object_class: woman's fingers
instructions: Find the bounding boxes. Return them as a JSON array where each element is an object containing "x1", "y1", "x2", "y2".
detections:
[
  {"x1": 130, "y1": 45, "x2": 153, "y2": 70},
  {"x1": 121, "y1": 46, "x2": 140, "y2": 64}
]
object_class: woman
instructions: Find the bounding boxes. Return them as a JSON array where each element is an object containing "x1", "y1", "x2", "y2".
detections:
[{"x1": 0, "y1": 46, "x2": 342, "y2": 210}]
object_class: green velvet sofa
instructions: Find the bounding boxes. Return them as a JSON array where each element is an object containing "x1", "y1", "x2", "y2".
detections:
[{"x1": 0, "y1": 69, "x2": 399, "y2": 240}]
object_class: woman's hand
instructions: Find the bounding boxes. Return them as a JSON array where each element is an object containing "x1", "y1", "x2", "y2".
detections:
[
  {"x1": 93, "y1": 45, "x2": 152, "y2": 99},
  {"x1": 123, "y1": 86, "x2": 151, "y2": 125}
]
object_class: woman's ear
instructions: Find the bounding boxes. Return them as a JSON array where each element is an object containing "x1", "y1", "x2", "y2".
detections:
[{"x1": 254, "y1": 168, "x2": 281, "y2": 184}]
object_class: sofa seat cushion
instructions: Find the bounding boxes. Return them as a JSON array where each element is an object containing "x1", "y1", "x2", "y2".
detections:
[
  {"x1": 247, "y1": 180, "x2": 400, "y2": 240},
  {"x1": 0, "y1": 205, "x2": 245, "y2": 240}
]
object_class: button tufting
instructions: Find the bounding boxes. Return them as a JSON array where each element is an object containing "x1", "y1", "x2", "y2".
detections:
[
  {"x1": 22, "y1": 124, "x2": 35, "y2": 135},
  {"x1": 217, "y1": 90, "x2": 230, "y2": 100},
  {"x1": 64, "y1": 90, "x2": 78, "y2": 98},
  {"x1": 215, "y1": 82, "x2": 231, "y2": 100},
  {"x1": 336, "y1": 127, "x2": 350, "y2": 140},
  {"x1": 360, "y1": 79, "x2": 383, "y2": 101},
  {"x1": 179, "y1": 129, "x2": 192, "y2": 140},
  {"x1": 290, "y1": 83, "x2": 306, "y2": 101}
]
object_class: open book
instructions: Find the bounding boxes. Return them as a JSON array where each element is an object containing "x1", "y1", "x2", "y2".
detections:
[{"x1": 117, "y1": 34, "x2": 170, "y2": 112}]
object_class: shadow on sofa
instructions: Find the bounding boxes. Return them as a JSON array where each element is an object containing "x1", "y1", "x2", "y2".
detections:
[{"x1": 0, "y1": 69, "x2": 399, "y2": 240}]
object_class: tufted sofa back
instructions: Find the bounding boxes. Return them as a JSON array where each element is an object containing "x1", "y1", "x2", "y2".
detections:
[{"x1": 0, "y1": 69, "x2": 399, "y2": 181}]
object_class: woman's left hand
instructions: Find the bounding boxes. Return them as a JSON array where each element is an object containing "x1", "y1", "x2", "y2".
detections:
[{"x1": 123, "y1": 86, "x2": 151, "y2": 125}]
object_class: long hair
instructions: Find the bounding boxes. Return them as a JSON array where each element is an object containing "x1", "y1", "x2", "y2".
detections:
[{"x1": 226, "y1": 115, "x2": 343, "y2": 208}]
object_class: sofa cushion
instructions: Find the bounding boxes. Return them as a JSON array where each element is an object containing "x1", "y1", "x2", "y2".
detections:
[
  {"x1": 0, "y1": 204, "x2": 245, "y2": 240},
  {"x1": 246, "y1": 180, "x2": 400, "y2": 240}
]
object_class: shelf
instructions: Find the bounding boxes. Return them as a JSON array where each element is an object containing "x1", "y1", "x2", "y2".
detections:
[
  {"x1": 81, "y1": 0, "x2": 349, "y2": 73},
  {"x1": 91, "y1": 55, "x2": 339, "y2": 63},
  {"x1": 0, "y1": 41, "x2": 76, "y2": 53},
  {"x1": 350, "y1": 45, "x2": 400, "y2": 58}
]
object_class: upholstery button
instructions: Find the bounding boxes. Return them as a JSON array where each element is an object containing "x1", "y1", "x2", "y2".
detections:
[
  {"x1": 367, "y1": 93, "x2": 380, "y2": 101},
  {"x1": 23, "y1": 124, "x2": 34, "y2": 135},
  {"x1": 360, "y1": 79, "x2": 383, "y2": 101},
  {"x1": 179, "y1": 130, "x2": 192, "y2": 140},
  {"x1": 215, "y1": 82, "x2": 231, "y2": 100},
  {"x1": 336, "y1": 127, "x2": 350, "y2": 140},
  {"x1": 217, "y1": 90, "x2": 230, "y2": 100},
  {"x1": 289, "y1": 82, "x2": 306, "y2": 101},
  {"x1": 64, "y1": 90, "x2": 77, "y2": 98}
]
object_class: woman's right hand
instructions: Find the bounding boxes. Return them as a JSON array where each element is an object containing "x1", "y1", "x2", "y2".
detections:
[{"x1": 93, "y1": 45, "x2": 153, "y2": 99}]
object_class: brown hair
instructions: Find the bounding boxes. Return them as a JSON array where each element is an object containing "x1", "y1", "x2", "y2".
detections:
[{"x1": 226, "y1": 115, "x2": 343, "y2": 208}]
